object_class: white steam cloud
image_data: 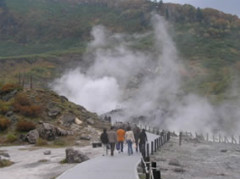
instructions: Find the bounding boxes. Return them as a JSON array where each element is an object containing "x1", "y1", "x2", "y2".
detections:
[{"x1": 51, "y1": 14, "x2": 240, "y2": 135}]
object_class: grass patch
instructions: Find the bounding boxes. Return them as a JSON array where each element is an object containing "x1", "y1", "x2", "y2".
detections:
[
  {"x1": 35, "y1": 138, "x2": 48, "y2": 146},
  {"x1": 0, "y1": 159, "x2": 14, "y2": 168},
  {"x1": 60, "y1": 158, "x2": 67, "y2": 164},
  {"x1": 53, "y1": 138, "x2": 66, "y2": 147},
  {"x1": 38, "y1": 159, "x2": 48, "y2": 163},
  {"x1": 6, "y1": 133, "x2": 17, "y2": 143}
]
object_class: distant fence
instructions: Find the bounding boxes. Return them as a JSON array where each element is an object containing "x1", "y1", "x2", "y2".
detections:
[
  {"x1": 179, "y1": 131, "x2": 240, "y2": 145},
  {"x1": 18, "y1": 73, "x2": 34, "y2": 89}
]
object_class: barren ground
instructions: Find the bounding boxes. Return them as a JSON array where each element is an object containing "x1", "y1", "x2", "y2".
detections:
[
  {"x1": 152, "y1": 136, "x2": 240, "y2": 179},
  {"x1": 0, "y1": 144, "x2": 102, "y2": 179}
]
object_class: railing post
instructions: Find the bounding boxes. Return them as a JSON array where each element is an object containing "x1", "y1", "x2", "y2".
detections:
[
  {"x1": 167, "y1": 131, "x2": 170, "y2": 141},
  {"x1": 151, "y1": 141, "x2": 154, "y2": 155},
  {"x1": 145, "y1": 157, "x2": 150, "y2": 179},
  {"x1": 154, "y1": 139, "x2": 157, "y2": 152},
  {"x1": 179, "y1": 132, "x2": 182, "y2": 146},
  {"x1": 146, "y1": 143, "x2": 149, "y2": 159}
]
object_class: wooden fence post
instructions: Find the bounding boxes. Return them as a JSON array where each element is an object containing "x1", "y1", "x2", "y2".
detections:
[
  {"x1": 151, "y1": 141, "x2": 153, "y2": 155},
  {"x1": 179, "y1": 132, "x2": 182, "y2": 146},
  {"x1": 30, "y1": 75, "x2": 33, "y2": 89},
  {"x1": 154, "y1": 139, "x2": 157, "y2": 152},
  {"x1": 146, "y1": 143, "x2": 149, "y2": 159},
  {"x1": 18, "y1": 73, "x2": 21, "y2": 85}
]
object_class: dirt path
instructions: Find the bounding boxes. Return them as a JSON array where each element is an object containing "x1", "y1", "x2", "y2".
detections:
[{"x1": 57, "y1": 132, "x2": 159, "y2": 179}]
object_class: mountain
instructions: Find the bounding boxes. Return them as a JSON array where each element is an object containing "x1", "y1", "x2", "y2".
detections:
[{"x1": 0, "y1": 0, "x2": 240, "y2": 99}]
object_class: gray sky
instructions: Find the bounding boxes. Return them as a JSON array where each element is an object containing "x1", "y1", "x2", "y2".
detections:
[{"x1": 163, "y1": 0, "x2": 240, "y2": 17}]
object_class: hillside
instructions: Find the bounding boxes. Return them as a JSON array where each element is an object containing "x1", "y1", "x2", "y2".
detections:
[
  {"x1": 0, "y1": 83, "x2": 110, "y2": 145},
  {"x1": 0, "y1": 0, "x2": 240, "y2": 99}
]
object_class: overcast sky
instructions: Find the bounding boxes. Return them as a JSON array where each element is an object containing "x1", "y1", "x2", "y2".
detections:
[{"x1": 163, "y1": 0, "x2": 240, "y2": 17}]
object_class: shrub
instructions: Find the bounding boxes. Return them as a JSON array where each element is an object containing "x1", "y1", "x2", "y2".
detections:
[
  {"x1": 6, "y1": 133, "x2": 17, "y2": 143},
  {"x1": 15, "y1": 105, "x2": 42, "y2": 117},
  {"x1": 14, "y1": 94, "x2": 43, "y2": 117},
  {"x1": 0, "y1": 117, "x2": 11, "y2": 131},
  {"x1": 16, "y1": 120, "x2": 36, "y2": 132},
  {"x1": 0, "y1": 103, "x2": 9, "y2": 115},
  {"x1": 1, "y1": 83, "x2": 21, "y2": 93},
  {"x1": 14, "y1": 94, "x2": 30, "y2": 106},
  {"x1": 36, "y1": 138, "x2": 48, "y2": 146}
]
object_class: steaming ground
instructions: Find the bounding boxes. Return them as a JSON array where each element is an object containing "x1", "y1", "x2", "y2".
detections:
[
  {"x1": 52, "y1": 14, "x2": 240, "y2": 135},
  {"x1": 153, "y1": 136, "x2": 240, "y2": 179}
]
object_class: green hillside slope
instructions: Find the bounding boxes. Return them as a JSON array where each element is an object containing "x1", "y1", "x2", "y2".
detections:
[{"x1": 0, "y1": 0, "x2": 240, "y2": 100}]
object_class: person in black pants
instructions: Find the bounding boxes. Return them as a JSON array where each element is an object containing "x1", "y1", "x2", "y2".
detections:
[
  {"x1": 139, "y1": 129, "x2": 147, "y2": 158},
  {"x1": 100, "y1": 128, "x2": 109, "y2": 156}
]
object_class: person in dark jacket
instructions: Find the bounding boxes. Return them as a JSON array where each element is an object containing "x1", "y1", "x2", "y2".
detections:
[
  {"x1": 139, "y1": 129, "x2": 148, "y2": 158},
  {"x1": 100, "y1": 128, "x2": 109, "y2": 156},
  {"x1": 107, "y1": 126, "x2": 117, "y2": 156},
  {"x1": 133, "y1": 126, "x2": 141, "y2": 152}
]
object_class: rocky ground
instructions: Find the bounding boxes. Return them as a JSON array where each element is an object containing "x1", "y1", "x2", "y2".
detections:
[
  {"x1": 152, "y1": 136, "x2": 240, "y2": 179},
  {"x1": 0, "y1": 144, "x2": 103, "y2": 179}
]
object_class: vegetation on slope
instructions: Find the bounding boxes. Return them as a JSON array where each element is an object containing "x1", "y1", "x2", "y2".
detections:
[
  {"x1": 0, "y1": 0, "x2": 239, "y2": 99},
  {"x1": 0, "y1": 83, "x2": 109, "y2": 145}
]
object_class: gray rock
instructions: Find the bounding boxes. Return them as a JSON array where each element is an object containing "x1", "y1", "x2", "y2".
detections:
[
  {"x1": 48, "y1": 107, "x2": 61, "y2": 117},
  {"x1": 61, "y1": 113, "x2": 76, "y2": 126},
  {"x1": 80, "y1": 135, "x2": 91, "y2": 141},
  {"x1": 7, "y1": 115, "x2": 18, "y2": 123},
  {"x1": 47, "y1": 103, "x2": 62, "y2": 117},
  {"x1": 75, "y1": 141, "x2": 82, "y2": 146},
  {"x1": 173, "y1": 168, "x2": 185, "y2": 173},
  {"x1": 43, "y1": 150, "x2": 51, "y2": 155},
  {"x1": 169, "y1": 159, "x2": 181, "y2": 166},
  {"x1": 56, "y1": 127, "x2": 73, "y2": 136},
  {"x1": 38, "y1": 123, "x2": 72, "y2": 141},
  {"x1": 220, "y1": 149, "x2": 228, "y2": 153},
  {"x1": 65, "y1": 148, "x2": 89, "y2": 163},
  {"x1": 38, "y1": 123, "x2": 57, "y2": 141},
  {"x1": 87, "y1": 118, "x2": 94, "y2": 125},
  {"x1": 60, "y1": 96, "x2": 68, "y2": 102},
  {"x1": 0, "y1": 152, "x2": 10, "y2": 158},
  {"x1": 1, "y1": 89, "x2": 18, "y2": 101},
  {"x1": 5, "y1": 111, "x2": 13, "y2": 117},
  {"x1": 26, "y1": 129, "x2": 39, "y2": 144},
  {"x1": 19, "y1": 134, "x2": 27, "y2": 142}
]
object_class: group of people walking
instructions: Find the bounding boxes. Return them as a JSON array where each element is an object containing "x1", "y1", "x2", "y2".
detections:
[{"x1": 100, "y1": 125, "x2": 148, "y2": 157}]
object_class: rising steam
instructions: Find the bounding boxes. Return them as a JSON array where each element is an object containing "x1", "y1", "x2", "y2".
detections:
[{"x1": 51, "y1": 14, "x2": 239, "y2": 135}]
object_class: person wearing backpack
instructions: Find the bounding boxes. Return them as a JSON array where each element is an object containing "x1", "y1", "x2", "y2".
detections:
[{"x1": 100, "y1": 128, "x2": 109, "y2": 156}]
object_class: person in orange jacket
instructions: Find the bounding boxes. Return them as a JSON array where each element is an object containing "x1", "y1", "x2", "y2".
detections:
[{"x1": 116, "y1": 127, "x2": 126, "y2": 153}]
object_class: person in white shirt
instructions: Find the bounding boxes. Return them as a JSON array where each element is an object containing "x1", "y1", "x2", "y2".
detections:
[{"x1": 125, "y1": 126, "x2": 135, "y2": 155}]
